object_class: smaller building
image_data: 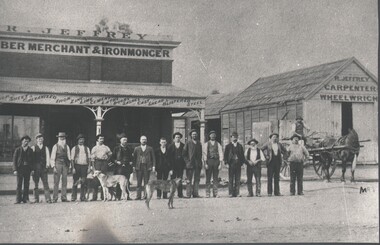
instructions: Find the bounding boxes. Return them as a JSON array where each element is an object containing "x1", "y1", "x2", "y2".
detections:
[{"x1": 221, "y1": 57, "x2": 378, "y2": 163}]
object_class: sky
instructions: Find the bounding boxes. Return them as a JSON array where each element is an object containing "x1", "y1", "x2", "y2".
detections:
[{"x1": 0, "y1": 0, "x2": 378, "y2": 96}]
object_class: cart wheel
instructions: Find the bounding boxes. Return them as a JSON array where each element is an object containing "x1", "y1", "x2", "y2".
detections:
[
  {"x1": 313, "y1": 154, "x2": 337, "y2": 180},
  {"x1": 280, "y1": 160, "x2": 290, "y2": 180}
]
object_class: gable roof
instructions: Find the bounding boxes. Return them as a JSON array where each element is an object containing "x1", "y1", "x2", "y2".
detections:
[
  {"x1": 183, "y1": 91, "x2": 240, "y2": 119},
  {"x1": 221, "y1": 57, "x2": 378, "y2": 112}
]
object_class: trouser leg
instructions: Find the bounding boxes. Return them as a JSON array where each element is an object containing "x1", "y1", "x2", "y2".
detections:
[
  {"x1": 136, "y1": 170, "x2": 143, "y2": 199},
  {"x1": 41, "y1": 170, "x2": 51, "y2": 202},
  {"x1": 172, "y1": 168, "x2": 184, "y2": 197},
  {"x1": 33, "y1": 170, "x2": 40, "y2": 202},
  {"x1": 72, "y1": 165, "x2": 80, "y2": 201},
  {"x1": 228, "y1": 164, "x2": 234, "y2": 196},
  {"x1": 143, "y1": 170, "x2": 150, "y2": 198},
  {"x1": 53, "y1": 164, "x2": 62, "y2": 201},
  {"x1": 210, "y1": 160, "x2": 219, "y2": 197},
  {"x1": 156, "y1": 170, "x2": 163, "y2": 198},
  {"x1": 234, "y1": 164, "x2": 241, "y2": 196},
  {"x1": 193, "y1": 167, "x2": 201, "y2": 197},
  {"x1": 274, "y1": 163, "x2": 281, "y2": 195},
  {"x1": 163, "y1": 170, "x2": 169, "y2": 198},
  {"x1": 297, "y1": 163, "x2": 303, "y2": 194},
  {"x1": 186, "y1": 169, "x2": 193, "y2": 198},
  {"x1": 205, "y1": 161, "x2": 212, "y2": 197},
  {"x1": 253, "y1": 165, "x2": 262, "y2": 195},
  {"x1": 79, "y1": 165, "x2": 88, "y2": 201},
  {"x1": 290, "y1": 162, "x2": 297, "y2": 194},
  {"x1": 267, "y1": 164, "x2": 274, "y2": 195},
  {"x1": 22, "y1": 167, "x2": 31, "y2": 202},
  {"x1": 16, "y1": 171, "x2": 23, "y2": 203},
  {"x1": 246, "y1": 165, "x2": 254, "y2": 196},
  {"x1": 61, "y1": 164, "x2": 68, "y2": 200}
]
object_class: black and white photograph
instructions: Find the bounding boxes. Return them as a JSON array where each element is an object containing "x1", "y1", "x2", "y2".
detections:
[{"x1": 0, "y1": 0, "x2": 378, "y2": 243}]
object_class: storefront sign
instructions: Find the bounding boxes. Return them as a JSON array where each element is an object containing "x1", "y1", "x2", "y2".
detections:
[
  {"x1": 0, "y1": 92, "x2": 204, "y2": 109},
  {"x1": 334, "y1": 75, "x2": 371, "y2": 82},
  {"x1": 324, "y1": 84, "x2": 377, "y2": 92},
  {"x1": 0, "y1": 39, "x2": 172, "y2": 60},
  {"x1": 1, "y1": 25, "x2": 172, "y2": 41},
  {"x1": 320, "y1": 94, "x2": 378, "y2": 102}
]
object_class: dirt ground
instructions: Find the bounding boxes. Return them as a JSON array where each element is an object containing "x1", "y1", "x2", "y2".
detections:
[{"x1": 0, "y1": 180, "x2": 378, "y2": 243}]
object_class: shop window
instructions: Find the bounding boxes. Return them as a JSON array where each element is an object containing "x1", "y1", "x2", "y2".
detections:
[
  {"x1": 173, "y1": 119, "x2": 186, "y2": 143},
  {"x1": 0, "y1": 116, "x2": 39, "y2": 161},
  {"x1": 236, "y1": 112, "x2": 244, "y2": 143}
]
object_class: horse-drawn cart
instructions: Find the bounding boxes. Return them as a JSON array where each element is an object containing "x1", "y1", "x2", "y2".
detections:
[{"x1": 280, "y1": 129, "x2": 364, "y2": 182}]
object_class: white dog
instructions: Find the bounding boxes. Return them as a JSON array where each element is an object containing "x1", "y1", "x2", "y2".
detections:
[{"x1": 93, "y1": 170, "x2": 130, "y2": 201}]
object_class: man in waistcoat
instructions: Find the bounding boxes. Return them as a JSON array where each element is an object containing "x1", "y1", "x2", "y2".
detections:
[
  {"x1": 70, "y1": 134, "x2": 91, "y2": 202},
  {"x1": 261, "y1": 133, "x2": 287, "y2": 196},
  {"x1": 155, "y1": 137, "x2": 173, "y2": 199},
  {"x1": 245, "y1": 138, "x2": 266, "y2": 197},
  {"x1": 111, "y1": 133, "x2": 133, "y2": 200},
  {"x1": 51, "y1": 132, "x2": 71, "y2": 202},
  {"x1": 168, "y1": 132, "x2": 185, "y2": 198},
  {"x1": 13, "y1": 135, "x2": 34, "y2": 204},
  {"x1": 292, "y1": 116, "x2": 310, "y2": 145},
  {"x1": 133, "y1": 135, "x2": 156, "y2": 200},
  {"x1": 31, "y1": 133, "x2": 52, "y2": 203},
  {"x1": 202, "y1": 130, "x2": 223, "y2": 198},
  {"x1": 91, "y1": 134, "x2": 112, "y2": 201},
  {"x1": 182, "y1": 129, "x2": 203, "y2": 198},
  {"x1": 224, "y1": 132, "x2": 245, "y2": 197}
]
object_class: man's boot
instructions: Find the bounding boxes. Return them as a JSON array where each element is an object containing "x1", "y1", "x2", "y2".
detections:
[
  {"x1": 33, "y1": 188, "x2": 40, "y2": 203},
  {"x1": 247, "y1": 183, "x2": 253, "y2": 197},
  {"x1": 213, "y1": 187, "x2": 219, "y2": 198},
  {"x1": 205, "y1": 184, "x2": 211, "y2": 198}
]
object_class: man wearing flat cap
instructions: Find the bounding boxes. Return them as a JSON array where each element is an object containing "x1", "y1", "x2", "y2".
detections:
[
  {"x1": 168, "y1": 132, "x2": 185, "y2": 198},
  {"x1": 288, "y1": 133, "x2": 309, "y2": 195},
  {"x1": 224, "y1": 132, "x2": 245, "y2": 197},
  {"x1": 31, "y1": 133, "x2": 52, "y2": 203},
  {"x1": 202, "y1": 130, "x2": 223, "y2": 198},
  {"x1": 245, "y1": 138, "x2": 265, "y2": 197},
  {"x1": 261, "y1": 133, "x2": 287, "y2": 196},
  {"x1": 13, "y1": 135, "x2": 33, "y2": 204},
  {"x1": 111, "y1": 133, "x2": 133, "y2": 200},
  {"x1": 51, "y1": 132, "x2": 71, "y2": 202},
  {"x1": 182, "y1": 129, "x2": 203, "y2": 198},
  {"x1": 70, "y1": 134, "x2": 91, "y2": 202}
]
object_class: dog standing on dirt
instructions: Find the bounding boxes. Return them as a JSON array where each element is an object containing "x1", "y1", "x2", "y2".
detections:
[
  {"x1": 93, "y1": 170, "x2": 130, "y2": 201},
  {"x1": 145, "y1": 178, "x2": 182, "y2": 209}
]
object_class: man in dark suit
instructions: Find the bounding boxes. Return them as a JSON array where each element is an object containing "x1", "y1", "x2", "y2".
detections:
[
  {"x1": 13, "y1": 135, "x2": 34, "y2": 204},
  {"x1": 133, "y1": 135, "x2": 156, "y2": 200},
  {"x1": 261, "y1": 133, "x2": 288, "y2": 196},
  {"x1": 168, "y1": 132, "x2": 185, "y2": 198},
  {"x1": 224, "y1": 132, "x2": 246, "y2": 197},
  {"x1": 182, "y1": 129, "x2": 203, "y2": 198},
  {"x1": 155, "y1": 137, "x2": 173, "y2": 199},
  {"x1": 111, "y1": 133, "x2": 133, "y2": 200}
]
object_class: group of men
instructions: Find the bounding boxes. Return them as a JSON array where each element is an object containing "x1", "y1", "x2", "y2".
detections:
[{"x1": 13, "y1": 125, "x2": 309, "y2": 204}]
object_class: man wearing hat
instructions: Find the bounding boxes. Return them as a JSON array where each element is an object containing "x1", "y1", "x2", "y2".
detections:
[
  {"x1": 51, "y1": 132, "x2": 71, "y2": 202},
  {"x1": 12, "y1": 135, "x2": 34, "y2": 204},
  {"x1": 70, "y1": 134, "x2": 91, "y2": 201},
  {"x1": 31, "y1": 133, "x2": 52, "y2": 203},
  {"x1": 223, "y1": 132, "x2": 245, "y2": 197},
  {"x1": 245, "y1": 138, "x2": 266, "y2": 197},
  {"x1": 292, "y1": 116, "x2": 310, "y2": 145},
  {"x1": 261, "y1": 133, "x2": 287, "y2": 196},
  {"x1": 91, "y1": 134, "x2": 112, "y2": 200},
  {"x1": 202, "y1": 130, "x2": 223, "y2": 198},
  {"x1": 182, "y1": 129, "x2": 203, "y2": 198},
  {"x1": 288, "y1": 133, "x2": 309, "y2": 195},
  {"x1": 111, "y1": 133, "x2": 133, "y2": 200},
  {"x1": 168, "y1": 132, "x2": 185, "y2": 198}
]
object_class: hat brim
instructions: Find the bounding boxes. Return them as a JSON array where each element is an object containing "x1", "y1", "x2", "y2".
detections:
[
  {"x1": 172, "y1": 132, "x2": 183, "y2": 139},
  {"x1": 269, "y1": 133, "x2": 279, "y2": 139}
]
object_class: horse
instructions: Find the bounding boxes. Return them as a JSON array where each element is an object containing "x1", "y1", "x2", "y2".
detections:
[{"x1": 318, "y1": 128, "x2": 360, "y2": 182}]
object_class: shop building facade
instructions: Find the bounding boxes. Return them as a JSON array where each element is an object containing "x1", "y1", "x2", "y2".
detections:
[
  {"x1": 0, "y1": 25, "x2": 205, "y2": 163},
  {"x1": 221, "y1": 57, "x2": 378, "y2": 163}
]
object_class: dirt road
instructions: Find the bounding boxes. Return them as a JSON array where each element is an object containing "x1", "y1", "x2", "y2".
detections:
[{"x1": 0, "y1": 181, "x2": 378, "y2": 243}]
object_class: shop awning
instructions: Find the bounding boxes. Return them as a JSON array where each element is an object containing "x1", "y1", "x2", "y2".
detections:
[{"x1": 0, "y1": 77, "x2": 205, "y2": 109}]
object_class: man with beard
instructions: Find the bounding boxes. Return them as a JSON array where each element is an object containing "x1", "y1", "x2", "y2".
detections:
[
  {"x1": 90, "y1": 134, "x2": 112, "y2": 201},
  {"x1": 224, "y1": 132, "x2": 245, "y2": 197},
  {"x1": 51, "y1": 132, "x2": 71, "y2": 202},
  {"x1": 31, "y1": 133, "x2": 52, "y2": 203},
  {"x1": 182, "y1": 129, "x2": 202, "y2": 198},
  {"x1": 111, "y1": 133, "x2": 133, "y2": 200},
  {"x1": 155, "y1": 137, "x2": 173, "y2": 199},
  {"x1": 167, "y1": 132, "x2": 185, "y2": 198},
  {"x1": 70, "y1": 134, "x2": 91, "y2": 202},
  {"x1": 133, "y1": 135, "x2": 156, "y2": 200},
  {"x1": 261, "y1": 133, "x2": 287, "y2": 196},
  {"x1": 13, "y1": 135, "x2": 34, "y2": 204},
  {"x1": 202, "y1": 130, "x2": 223, "y2": 198}
]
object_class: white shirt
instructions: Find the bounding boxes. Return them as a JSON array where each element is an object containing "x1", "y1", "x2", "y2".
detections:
[
  {"x1": 160, "y1": 147, "x2": 166, "y2": 154},
  {"x1": 70, "y1": 145, "x2": 90, "y2": 165},
  {"x1": 232, "y1": 142, "x2": 238, "y2": 147},
  {"x1": 175, "y1": 142, "x2": 181, "y2": 148},
  {"x1": 210, "y1": 140, "x2": 216, "y2": 146},
  {"x1": 272, "y1": 143, "x2": 279, "y2": 156},
  {"x1": 245, "y1": 147, "x2": 266, "y2": 162},
  {"x1": 141, "y1": 145, "x2": 147, "y2": 152}
]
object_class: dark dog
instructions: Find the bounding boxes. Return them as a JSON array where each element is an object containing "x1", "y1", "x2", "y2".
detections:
[
  {"x1": 73, "y1": 172, "x2": 117, "y2": 201},
  {"x1": 145, "y1": 178, "x2": 182, "y2": 209}
]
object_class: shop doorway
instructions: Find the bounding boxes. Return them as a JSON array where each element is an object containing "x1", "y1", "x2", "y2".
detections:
[{"x1": 341, "y1": 102, "x2": 353, "y2": 136}]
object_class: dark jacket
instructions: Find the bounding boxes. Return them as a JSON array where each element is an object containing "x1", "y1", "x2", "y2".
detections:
[
  {"x1": 133, "y1": 145, "x2": 156, "y2": 171},
  {"x1": 224, "y1": 142, "x2": 246, "y2": 166},
  {"x1": 168, "y1": 142, "x2": 185, "y2": 171},
  {"x1": 112, "y1": 144, "x2": 133, "y2": 175},
  {"x1": 261, "y1": 142, "x2": 288, "y2": 164},
  {"x1": 13, "y1": 146, "x2": 34, "y2": 172},
  {"x1": 182, "y1": 140, "x2": 202, "y2": 169},
  {"x1": 155, "y1": 147, "x2": 172, "y2": 172}
]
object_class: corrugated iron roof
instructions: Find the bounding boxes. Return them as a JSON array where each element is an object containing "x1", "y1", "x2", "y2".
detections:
[
  {"x1": 222, "y1": 57, "x2": 353, "y2": 112},
  {"x1": 183, "y1": 91, "x2": 240, "y2": 118},
  {"x1": 0, "y1": 77, "x2": 204, "y2": 99}
]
